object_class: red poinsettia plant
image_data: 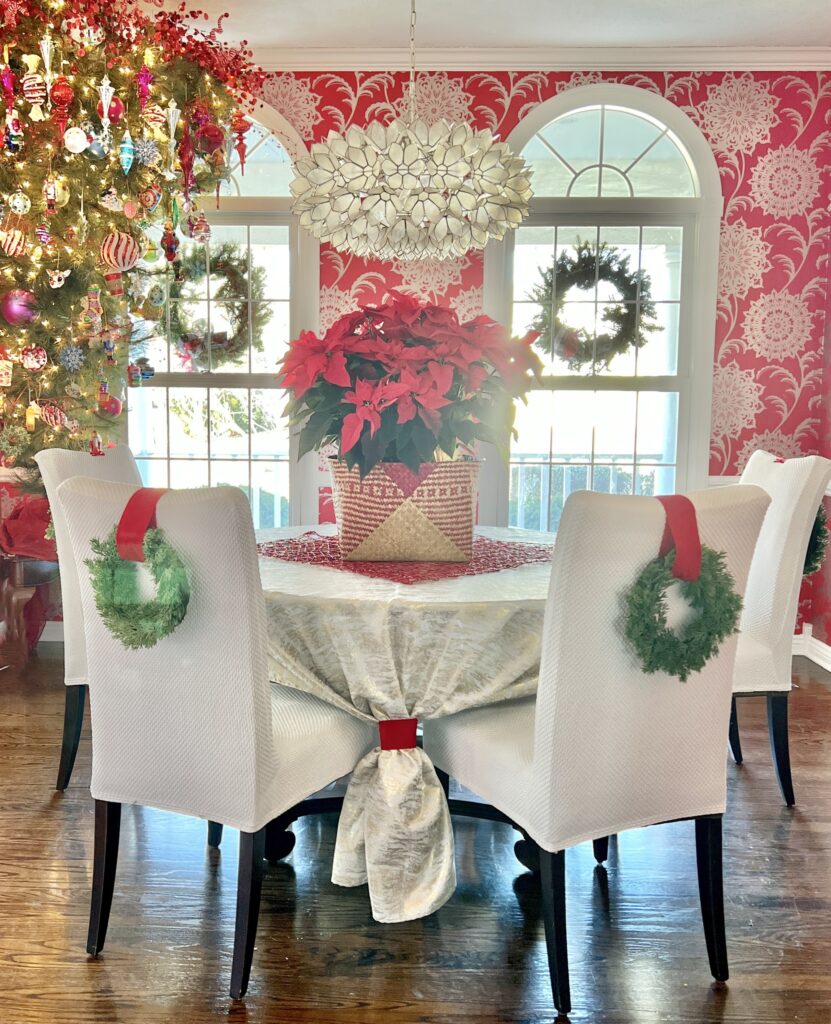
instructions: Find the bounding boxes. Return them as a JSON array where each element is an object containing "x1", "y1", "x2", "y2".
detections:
[{"x1": 279, "y1": 292, "x2": 542, "y2": 476}]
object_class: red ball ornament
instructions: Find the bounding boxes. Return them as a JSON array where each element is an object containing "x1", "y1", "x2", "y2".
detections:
[
  {"x1": 21, "y1": 344, "x2": 48, "y2": 371},
  {"x1": 96, "y1": 95, "x2": 125, "y2": 124},
  {"x1": 195, "y1": 122, "x2": 225, "y2": 155},
  {"x1": 98, "y1": 394, "x2": 123, "y2": 417},
  {"x1": 0, "y1": 289, "x2": 37, "y2": 326}
]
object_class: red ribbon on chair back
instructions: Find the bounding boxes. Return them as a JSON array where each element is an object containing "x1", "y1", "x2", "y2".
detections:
[
  {"x1": 656, "y1": 495, "x2": 702, "y2": 582},
  {"x1": 379, "y1": 718, "x2": 418, "y2": 751},
  {"x1": 115, "y1": 488, "x2": 168, "y2": 562}
]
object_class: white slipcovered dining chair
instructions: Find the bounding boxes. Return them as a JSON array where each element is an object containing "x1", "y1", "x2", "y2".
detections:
[
  {"x1": 729, "y1": 450, "x2": 831, "y2": 805},
  {"x1": 424, "y1": 485, "x2": 770, "y2": 1016},
  {"x1": 57, "y1": 477, "x2": 376, "y2": 998},
  {"x1": 35, "y1": 444, "x2": 142, "y2": 791}
]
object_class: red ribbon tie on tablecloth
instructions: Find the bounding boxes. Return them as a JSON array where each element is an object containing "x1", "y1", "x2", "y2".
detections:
[
  {"x1": 115, "y1": 488, "x2": 168, "y2": 562},
  {"x1": 379, "y1": 718, "x2": 418, "y2": 751},
  {"x1": 656, "y1": 495, "x2": 702, "y2": 582}
]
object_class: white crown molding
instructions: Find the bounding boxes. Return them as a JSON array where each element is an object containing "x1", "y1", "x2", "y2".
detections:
[{"x1": 256, "y1": 46, "x2": 831, "y2": 73}]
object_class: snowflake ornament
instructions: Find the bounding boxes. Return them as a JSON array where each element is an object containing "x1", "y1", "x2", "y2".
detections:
[
  {"x1": 59, "y1": 344, "x2": 85, "y2": 372},
  {"x1": 134, "y1": 135, "x2": 161, "y2": 168}
]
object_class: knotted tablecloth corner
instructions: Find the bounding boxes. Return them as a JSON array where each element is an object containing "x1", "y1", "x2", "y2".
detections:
[{"x1": 331, "y1": 742, "x2": 456, "y2": 923}]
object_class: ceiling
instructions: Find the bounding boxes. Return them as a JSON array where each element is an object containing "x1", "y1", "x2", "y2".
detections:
[{"x1": 186, "y1": 0, "x2": 831, "y2": 68}]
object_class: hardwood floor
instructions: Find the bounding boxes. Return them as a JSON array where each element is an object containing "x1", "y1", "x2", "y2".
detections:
[{"x1": 2, "y1": 646, "x2": 831, "y2": 1023}]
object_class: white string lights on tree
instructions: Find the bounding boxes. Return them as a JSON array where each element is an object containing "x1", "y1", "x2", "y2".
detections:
[{"x1": 289, "y1": 0, "x2": 533, "y2": 261}]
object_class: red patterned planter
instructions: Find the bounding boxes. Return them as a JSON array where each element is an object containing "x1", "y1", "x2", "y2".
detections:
[{"x1": 330, "y1": 460, "x2": 480, "y2": 562}]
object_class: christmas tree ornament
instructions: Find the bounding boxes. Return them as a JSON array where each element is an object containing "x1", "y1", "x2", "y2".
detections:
[
  {"x1": 0, "y1": 424, "x2": 29, "y2": 464},
  {"x1": 96, "y1": 75, "x2": 115, "y2": 129},
  {"x1": 100, "y1": 229, "x2": 142, "y2": 295},
  {"x1": 63, "y1": 125, "x2": 89, "y2": 153},
  {"x1": 20, "y1": 343, "x2": 48, "y2": 370},
  {"x1": 59, "y1": 343, "x2": 84, "y2": 371},
  {"x1": 119, "y1": 127, "x2": 134, "y2": 173},
  {"x1": 146, "y1": 282, "x2": 165, "y2": 307},
  {"x1": 192, "y1": 212, "x2": 211, "y2": 243},
  {"x1": 7, "y1": 191, "x2": 29, "y2": 217},
  {"x1": 165, "y1": 98, "x2": 180, "y2": 169},
  {"x1": 0, "y1": 62, "x2": 16, "y2": 112},
  {"x1": 0, "y1": 358, "x2": 12, "y2": 386},
  {"x1": 102, "y1": 332, "x2": 116, "y2": 364},
  {"x1": 42, "y1": 175, "x2": 58, "y2": 214},
  {"x1": 142, "y1": 101, "x2": 166, "y2": 135},
  {"x1": 25, "y1": 400, "x2": 41, "y2": 432},
  {"x1": 87, "y1": 136, "x2": 106, "y2": 160},
  {"x1": 5, "y1": 108, "x2": 24, "y2": 152},
  {"x1": 123, "y1": 199, "x2": 138, "y2": 219},
  {"x1": 178, "y1": 120, "x2": 196, "y2": 197},
  {"x1": 138, "y1": 183, "x2": 162, "y2": 212},
  {"x1": 0, "y1": 227, "x2": 27, "y2": 257},
  {"x1": 195, "y1": 120, "x2": 224, "y2": 155},
  {"x1": 161, "y1": 220, "x2": 179, "y2": 262},
  {"x1": 65, "y1": 382, "x2": 82, "y2": 399},
  {"x1": 0, "y1": 288, "x2": 37, "y2": 325},
  {"x1": 99, "y1": 186, "x2": 123, "y2": 213},
  {"x1": 142, "y1": 235, "x2": 160, "y2": 262},
  {"x1": 134, "y1": 134, "x2": 161, "y2": 167},
  {"x1": 77, "y1": 286, "x2": 103, "y2": 336},
  {"x1": 231, "y1": 109, "x2": 250, "y2": 172},
  {"x1": 8, "y1": 189, "x2": 31, "y2": 215},
  {"x1": 49, "y1": 76, "x2": 74, "y2": 139},
  {"x1": 47, "y1": 267, "x2": 71, "y2": 288},
  {"x1": 38, "y1": 32, "x2": 54, "y2": 91},
  {"x1": 55, "y1": 179, "x2": 70, "y2": 208},
  {"x1": 40, "y1": 402, "x2": 67, "y2": 428},
  {"x1": 89, "y1": 430, "x2": 104, "y2": 456},
  {"x1": 135, "y1": 64, "x2": 154, "y2": 109},
  {"x1": 20, "y1": 55, "x2": 46, "y2": 121},
  {"x1": 35, "y1": 222, "x2": 51, "y2": 245}
]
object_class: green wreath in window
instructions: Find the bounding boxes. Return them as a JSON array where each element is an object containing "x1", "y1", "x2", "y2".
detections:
[
  {"x1": 528, "y1": 241, "x2": 660, "y2": 371},
  {"x1": 86, "y1": 528, "x2": 190, "y2": 650},
  {"x1": 169, "y1": 242, "x2": 273, "y2": 371},
  {"x1": 624, "y1": 547, "x2": 743, "y2": 682}
]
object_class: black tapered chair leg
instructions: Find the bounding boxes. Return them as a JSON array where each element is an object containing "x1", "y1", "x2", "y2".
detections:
[
  {"x1": 593, "y1": 836, "x2": 609, "y2": 863},
  {"x1": 728, "y1": 696, "x2": 743, "y2": 764},
  {"x1": 767, "y1": 693, "x2": 795, "y2": 807},
  {"x1": 230, "y1": 827, "x2": 266, "y2": 999},
  {"x1": 56, "y1": 684, "x2": 86, "y2": 791},
  {"x1": 539, "y1": 847, "x2": 571, "y2": 1015},
  {"x1": 207, "y1": 821, "x2": 224, "y2": 848},
  {"x1": 87, "y1": 800, "x2": 121, "y2": 956},
  {"x1": 435, "y1": 767, "x2": 450, "y2": 799},
  {"x1": 694, "y1": 815, "x2": 728, "y2": 983}
]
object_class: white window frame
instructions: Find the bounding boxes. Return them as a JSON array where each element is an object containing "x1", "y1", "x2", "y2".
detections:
[
  {"x1": 480, "y1": 84, "x2": 722, "y2": 527},
  {"x1": 127, "y1": 104, "x2": 321, "y2": 525}
]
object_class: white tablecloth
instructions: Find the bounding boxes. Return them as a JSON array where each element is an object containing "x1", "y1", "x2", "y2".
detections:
[{"x1": 258, "y1": 524, "x2": 553, "y2": 922}]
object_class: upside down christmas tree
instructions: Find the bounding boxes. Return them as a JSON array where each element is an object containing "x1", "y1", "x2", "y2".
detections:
[{"x1": 0, "y1": 0, "x2": 262, "y2": 472}]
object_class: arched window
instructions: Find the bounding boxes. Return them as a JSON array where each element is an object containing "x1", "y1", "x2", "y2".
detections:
[
  {"x1": 481, "y1": 84, "x2": 721, "y2": 530},
  {"x1": 128, "y1": 111, "x2": 319, "y2": 527}
]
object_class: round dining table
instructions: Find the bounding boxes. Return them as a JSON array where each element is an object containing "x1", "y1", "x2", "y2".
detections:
[{"x1": 257, "y1": 523, "x2": 554, "y2": 923}]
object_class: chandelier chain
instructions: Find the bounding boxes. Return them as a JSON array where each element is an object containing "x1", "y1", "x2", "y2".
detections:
[{"x1": 408, "y1": 0, "x2": 417, "y2": 123}]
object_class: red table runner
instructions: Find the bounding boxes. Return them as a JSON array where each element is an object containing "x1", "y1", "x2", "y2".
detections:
[{"x1": 257, "y1": 532, "x2": 553, "y2": 585}]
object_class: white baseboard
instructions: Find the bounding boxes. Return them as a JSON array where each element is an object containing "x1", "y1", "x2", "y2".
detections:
[{"x1": 793, "y1": 625, "x2": 831, "y2": 673}]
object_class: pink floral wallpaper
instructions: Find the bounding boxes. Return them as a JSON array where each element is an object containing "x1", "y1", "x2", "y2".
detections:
[{"x1": 259, "y1": 69, "x2": 831, "y2": 631}]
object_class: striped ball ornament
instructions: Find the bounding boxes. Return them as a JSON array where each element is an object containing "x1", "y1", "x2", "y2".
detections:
[{"x1": 100, "y1": 230, "x2": 142, "y2": 296}]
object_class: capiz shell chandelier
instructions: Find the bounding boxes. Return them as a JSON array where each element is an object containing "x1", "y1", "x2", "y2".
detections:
[{"x1": 289, "y1": 3, "x2": 533, "y2": 261}]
